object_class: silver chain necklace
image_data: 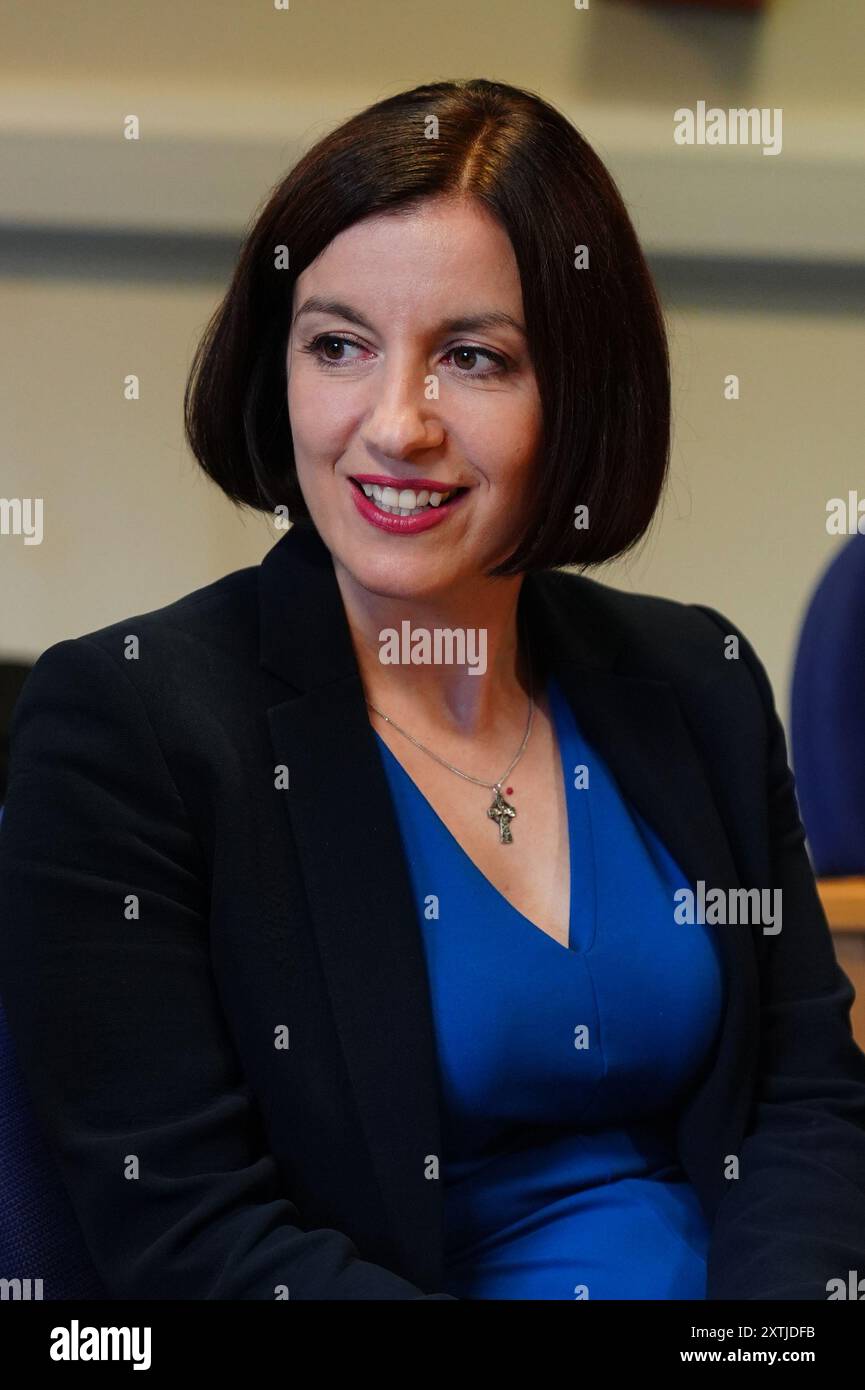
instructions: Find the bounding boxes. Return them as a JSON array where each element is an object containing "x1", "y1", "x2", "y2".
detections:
[{"x1": 365, "y1": 620, "x2": 535, "y2": 845}]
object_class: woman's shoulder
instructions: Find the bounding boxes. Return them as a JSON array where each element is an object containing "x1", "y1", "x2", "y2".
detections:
[
  {"x1": 539, "y1": 569, "x2": 781, "y2": 768},
  {"x1": 34, "y1": 563, "x2": 258, "y2": 675},
  {"x1": 80, "y1": 562, "x2": 260, "y2": 657},
  {"x1": 541, "y1": 567, "x2": 767, "y2": 697},
  {"x1": 12, "y1": 562, "x2": 264, "y2": 759}
]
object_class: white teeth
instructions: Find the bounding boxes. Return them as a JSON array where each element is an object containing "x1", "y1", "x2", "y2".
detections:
[{"x1": 357, "y1": 481, "x2": 457, "y2": 516}]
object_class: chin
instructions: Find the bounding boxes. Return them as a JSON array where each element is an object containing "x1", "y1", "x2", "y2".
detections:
[{"x1": 339, "y1": 549, "x2": 464, "y2": 602}]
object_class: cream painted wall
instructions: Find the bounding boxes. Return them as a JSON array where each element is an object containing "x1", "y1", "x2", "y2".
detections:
[
  {"x1": 2, "y1": 0, "x2": 864, "y2": 106},
  {"x1": 2, "y1": 0, "x2": 864, "y2": 738},
  {"x1": 1, "y1": 270, "x2": 279, "y2": 647},
  {"x1": 609, "y1": 297, "x2": 864, "y2": 728}
]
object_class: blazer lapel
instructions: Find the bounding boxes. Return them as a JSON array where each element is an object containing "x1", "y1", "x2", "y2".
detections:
[
  {"x1": 529, "y1": 574, "x2": 760, "y2": 1212},
  {"x1": 260, "y1": 524, "x2": 447, "y2": 1286},
  {"x1": 544, "y1": 661, "x2": 760, "y2": 1207},
  {"x1": 258, "y1": 524, "x2": 758, "y2": 1288}
]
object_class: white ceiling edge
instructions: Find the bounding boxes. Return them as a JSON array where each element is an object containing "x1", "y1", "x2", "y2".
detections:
[{"x1": 1, "y1": 83, "x2": 862, "y2": 262}]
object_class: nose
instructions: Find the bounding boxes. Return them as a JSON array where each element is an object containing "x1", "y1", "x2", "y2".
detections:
[{"x1": 361, "y1": 352, "x2": 444, "y2": 459}]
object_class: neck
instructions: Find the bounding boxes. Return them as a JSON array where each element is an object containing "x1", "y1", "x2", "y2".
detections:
[{"x1": 333, "y1": 561, "x2": 533, "y2": 740}]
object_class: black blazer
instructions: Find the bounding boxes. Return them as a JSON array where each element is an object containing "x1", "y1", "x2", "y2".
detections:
[{"x1": 2, "y1": 520, "x2": 865, "y2": 1301}]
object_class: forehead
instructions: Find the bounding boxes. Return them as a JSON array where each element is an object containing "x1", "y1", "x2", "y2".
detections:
[{"x1": 293, "y1": 197, "x2": 524, "y2": 319}]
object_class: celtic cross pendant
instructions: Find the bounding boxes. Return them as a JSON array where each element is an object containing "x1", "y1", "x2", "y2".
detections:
[{"x1": 487, "y1": 786, "x2": 517, "y2": 844}]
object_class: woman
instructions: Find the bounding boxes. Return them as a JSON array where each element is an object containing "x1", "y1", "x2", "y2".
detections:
[{"x1": 2, "y1": 78, "x2": 865, "y2": 1302}]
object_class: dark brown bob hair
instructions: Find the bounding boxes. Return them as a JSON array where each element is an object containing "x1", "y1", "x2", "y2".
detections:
[{"x1": 184, "y1": 78, "x2": 670, "y2": 577}]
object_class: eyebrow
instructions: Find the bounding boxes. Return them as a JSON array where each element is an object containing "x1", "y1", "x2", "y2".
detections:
[{"x1": 293, "y1": 296, "x2": 526, "y2": 339}]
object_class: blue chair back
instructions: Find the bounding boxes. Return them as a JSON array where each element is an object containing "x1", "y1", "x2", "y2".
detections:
[{"x1": 791, "y1": 533, "x2": 865, "y2": 876}]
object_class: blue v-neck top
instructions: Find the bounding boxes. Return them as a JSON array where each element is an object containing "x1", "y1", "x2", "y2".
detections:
[{"x1": 374, "y1": 674, "x2": 726, "y2": 1300}]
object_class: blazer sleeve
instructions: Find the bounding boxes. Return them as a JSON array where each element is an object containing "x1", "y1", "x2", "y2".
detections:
[
  {"x1": 692, "y1": 604, "x2": 865, "y2": 1300},
  {"x1": 0, "y1": 637, "x2": 456, "y2": 1301}
]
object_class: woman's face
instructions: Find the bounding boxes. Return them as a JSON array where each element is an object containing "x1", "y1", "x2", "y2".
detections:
[{"x1": 285, "y1": 195, "x2": 543, "y2": 602}]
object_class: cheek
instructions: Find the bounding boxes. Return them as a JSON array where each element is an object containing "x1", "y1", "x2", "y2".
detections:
[
  {"x1": 468, "y1": 417, "x2": 540, "y2": 499},
  {"x1": 286, "y1": 352, "x2": 309, "y2": 416},
  {"x1": 288, "y1": 374, "x2": 330, "y2": 454},
  {"x1": 463, "y1": 387, "x2": 541, "y2": 458},
  {"x1": 287, "y1": 357, "x2": 357, "y2": 447}
]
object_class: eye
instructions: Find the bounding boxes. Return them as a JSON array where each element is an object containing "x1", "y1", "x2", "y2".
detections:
[
  {"x1": 442, "y1": 345, "x2": 509, "y2": 378},
  {"x1": 301, "y1": 334, "x2": 367, "y2": 368},
  {"x1": 299, "y1": 333, "x2": 510, "y2": 378}
]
